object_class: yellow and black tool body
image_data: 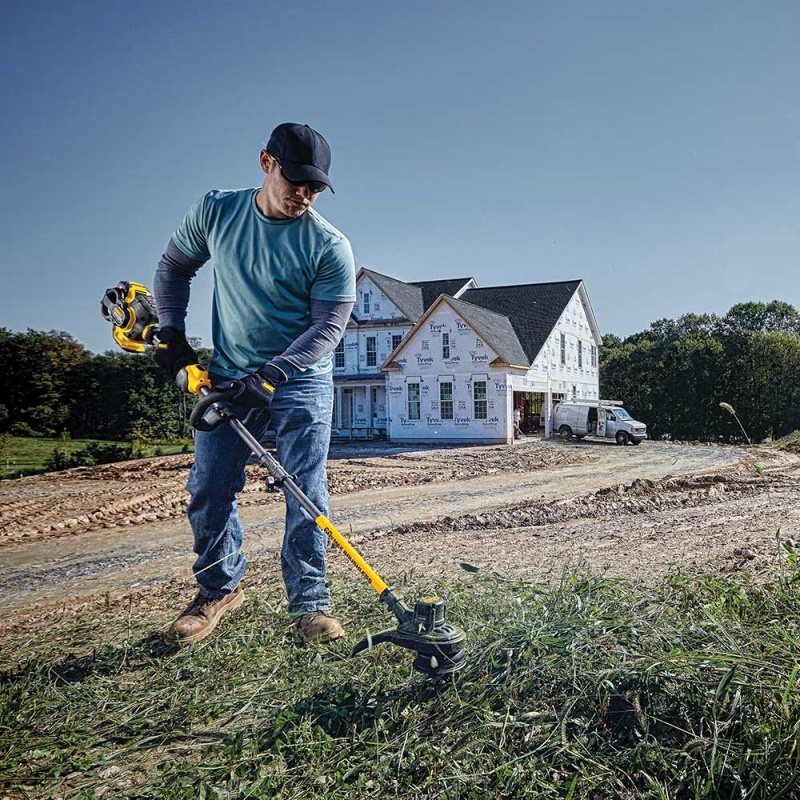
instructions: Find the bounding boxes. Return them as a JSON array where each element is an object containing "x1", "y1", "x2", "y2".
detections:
[
  {"x1": 101, "y1": 282, "x2": 159, "y2": 353},
  {"x1": 101, "y1": 281, "x2": 466, "y2": 677}
]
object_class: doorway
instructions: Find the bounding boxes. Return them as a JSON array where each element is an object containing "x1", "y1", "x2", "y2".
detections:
[{"x1": 513, "y1": 391, "x2": 546, "y2": 436}]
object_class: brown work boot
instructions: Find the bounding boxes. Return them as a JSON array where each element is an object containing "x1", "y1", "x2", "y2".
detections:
[
  {"x1": 293, "y1": 611, "x2": 345, "y2": 645},
  {"x1": 165, "y1": 587, "x2": 245, "y2": 645}
]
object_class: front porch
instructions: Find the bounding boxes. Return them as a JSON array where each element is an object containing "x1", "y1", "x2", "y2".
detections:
[{"x1": 332, "y1": 378, "x2": 387, "y2": 440}]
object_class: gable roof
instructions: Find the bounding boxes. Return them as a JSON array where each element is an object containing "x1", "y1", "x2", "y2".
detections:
[
  {"x1": 458, "y1": 280, "x2": 582, "y2": 363},
  {"x1": 410, "y1": 278, "x2": 475, "y2": 310},
  {"x1": 361, "y1": 268, "x2": 591, "y2": 366}
]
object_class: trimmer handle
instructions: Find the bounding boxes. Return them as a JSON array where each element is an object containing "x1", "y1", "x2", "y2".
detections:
[
  {"x1": 174, "y1": 366, "x2": 232, "y2": 432},
  {"x1": 181, "y1": 369, "x2": 264, "y2": 433},
  {"x1": 188, "y1": 386, "x2": 234, "y2": 432}
]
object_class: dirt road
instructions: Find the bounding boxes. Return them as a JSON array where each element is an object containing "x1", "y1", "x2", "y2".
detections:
[{"x1": 5, "y1": 438, "x2": 794, "y2": 628}]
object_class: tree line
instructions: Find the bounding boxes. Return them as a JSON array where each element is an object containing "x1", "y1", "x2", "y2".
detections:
[
  {"x1": 600, "y1": 300, "x2": 800, "y2": 442},
  {"x1": 1, "y1": 298, "x2": 798, "y2": 445},
  {"x1": 0, "y1": 328, "x2": 208, "y2": 441}
]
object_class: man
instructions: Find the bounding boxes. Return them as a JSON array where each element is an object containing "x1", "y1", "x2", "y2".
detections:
[
  {"x1": 513, "y1": 406, "x2": 524, "y2": 439},
  {"x1": 153, "y1": 123, "x2": 356, "y2": 646}
]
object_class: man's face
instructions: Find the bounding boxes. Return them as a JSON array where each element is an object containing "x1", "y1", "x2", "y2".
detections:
[{"x1": 258, "y1": 151, "x2": 321, "y2": 219}]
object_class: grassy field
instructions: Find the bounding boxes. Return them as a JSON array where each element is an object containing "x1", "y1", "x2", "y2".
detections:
[
  {"x1": 1, "y1": 558, "x2": 799, "y2": 799},
  {"x1": 0, "y1": 435, "x2": 192, "y2": 479}
]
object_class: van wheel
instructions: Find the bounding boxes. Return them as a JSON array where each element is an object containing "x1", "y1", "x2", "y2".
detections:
[
  {"x1": 559, "y1": 425, "x2": 573, "y2": 440},
  {"x1": 630, "y1": 438, "x2": 641, "y2": 446},
  {"x1": 615, "y1": 431, "x2": 629, "y2": 446}
]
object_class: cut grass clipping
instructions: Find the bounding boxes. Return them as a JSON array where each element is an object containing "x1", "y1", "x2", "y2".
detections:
[{"x1": 2, "y1": 561, "x2": 800, "y2": 799}]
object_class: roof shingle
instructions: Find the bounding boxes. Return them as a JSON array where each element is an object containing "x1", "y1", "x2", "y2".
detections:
[
  {"x1": 410, "y1": 278, "x2": 475, "y2": 310},
  {"x1": 459, "y1": 281, "x2": 581, "y2": 363}
]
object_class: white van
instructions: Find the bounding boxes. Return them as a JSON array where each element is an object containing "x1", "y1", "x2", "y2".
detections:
[{"x1": 552, "y1": 400, "x2": 647, "y2": 445}]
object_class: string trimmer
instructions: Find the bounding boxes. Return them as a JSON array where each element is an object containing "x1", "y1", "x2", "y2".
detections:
[{"x1": 101, "y1": 281, "x2": 466, "y2": 677}]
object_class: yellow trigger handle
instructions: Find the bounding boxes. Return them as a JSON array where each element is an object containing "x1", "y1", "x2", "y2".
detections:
[{"x1": 177, "y1": 364, "x2": 212, "y2": 396}]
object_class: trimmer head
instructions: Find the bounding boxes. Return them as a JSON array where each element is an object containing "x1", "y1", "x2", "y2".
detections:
[{"x1": 353, "y1": 594, "x2": 467, "y2": 678}]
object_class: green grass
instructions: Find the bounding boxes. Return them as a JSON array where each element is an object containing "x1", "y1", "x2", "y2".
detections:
[
  {"x1": 0, "y1": 435, "x2": 192, "y2": 479},
  {"x1": 2, "y1": 560, "x2": 800, "y2": 799}
]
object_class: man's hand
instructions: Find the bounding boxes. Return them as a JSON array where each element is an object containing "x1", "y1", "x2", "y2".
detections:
[
  {"x1": 217, "y1": 363, "x2": 287, "y2": 408},
  {"x1": 153, "y1": 327, "x2": 199, "y2": 379}
]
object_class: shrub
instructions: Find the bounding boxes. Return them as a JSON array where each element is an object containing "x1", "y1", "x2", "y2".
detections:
[{"x1": 43, "y1": 441, "x2": 132, "y2": 471}]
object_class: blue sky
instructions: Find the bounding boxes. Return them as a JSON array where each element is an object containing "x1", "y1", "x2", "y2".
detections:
[{"x1": 1, "y1": 1, "x2": 797, "y2": 353}]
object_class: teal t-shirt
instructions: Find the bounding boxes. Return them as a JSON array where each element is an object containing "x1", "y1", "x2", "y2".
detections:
[{"x1": 172, "y1": 189, "x2": 356, "y2": 380}]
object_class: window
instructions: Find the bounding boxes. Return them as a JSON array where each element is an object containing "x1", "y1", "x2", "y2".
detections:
[
  {"x1": 363, "y1": 292, "x2": 370, "y2": 314},
  {"x1": 591, "y1": 344, "x2": 597, "y2": 368},
  {"x1": 440, "y1": 381, "x2": 453, "y2": 420},
  {"x1": 407, "y1": 382, "x2": 420, "y2": 420},
  {"x1": 560, "y1": 333, "x2": 566, "y2": 365},
  {"x1": 334, "y1": 339, "x2": 345, "y2": 369},
  {"x1": 577, "y1": 340, "x2": 583, "y2": 369},
  {"x1": 473, "y1": 380, "x2": 487, "y2": 419},
  {"x1": 391, "y1": 333, "x2": 403, "y2": 351},
  {"x1": 366, "y1": 336, "x2": 377, "y2": 367},
  {"x1": 442, "y1": 332, "x2": 450, "y2": 360}
]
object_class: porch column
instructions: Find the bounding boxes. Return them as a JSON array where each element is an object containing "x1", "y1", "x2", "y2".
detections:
[
  {"x1": 544, "y1": 380, "x2": 552, "y2": 438},
  {"x1": 366, "y1": 384, "x2": 373, "y2": 436},
  {"x1": 335, "y1": 385, "x2": 343, "y2": 430}
]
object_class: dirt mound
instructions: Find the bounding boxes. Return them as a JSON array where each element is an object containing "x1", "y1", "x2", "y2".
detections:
[
  {"x1": 358, "y1": 470, "x2": 783, "y2": 541},
  {"x1": 774, "y1": 430, "x2": 800, "y2": 454},
  {"x1": 0, "y1": 442, "x2": 586, "y2": 547}
]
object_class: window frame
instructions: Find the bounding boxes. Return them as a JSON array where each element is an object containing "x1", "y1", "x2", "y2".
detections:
[
  {"x1": 334, "y1": 338, "x2": 345, "y2": 369},
  {"x1": 439, "y1": 380, "x2": 454, "y2": 420},
  {"x1": 365, "y1": 335, "x2": 377, "y2": 367},
  {"x1": 407, "y1": 381, "x2": 421, "y2": 420},
  {"x1": 473, "y1": 380, "x2": 487, "y2": 420}
]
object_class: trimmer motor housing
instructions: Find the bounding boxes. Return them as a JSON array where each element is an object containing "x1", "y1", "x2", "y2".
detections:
[{"x1": 101, "y1": 282, "x2": 158, "y2": 352}]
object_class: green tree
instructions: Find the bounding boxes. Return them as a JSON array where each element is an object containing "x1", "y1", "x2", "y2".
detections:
[
  {"x1": 0, "y1": 329, "x2": 91, "y2": 436},
  {"x1": 736, "y1": 332, "x2": 800, "y2": 441},
  {"x1": 69, "y1": 350, "x2": 187, "y2": 440},
  {"x1": 662, "y1": 334, "x2": 724, "y2": 440}
]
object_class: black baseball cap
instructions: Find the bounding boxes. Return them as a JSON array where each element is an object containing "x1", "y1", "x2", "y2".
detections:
[{"x1": 266, "y1": 123, "x2": 335, "y2": 193}]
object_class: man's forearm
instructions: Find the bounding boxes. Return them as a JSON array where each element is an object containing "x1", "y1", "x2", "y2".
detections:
[
  {"x1": 270, "y1": 300, "x2": 354, "y2": 380},
  {"x1": 153, "y1": 239, "x2": 207, "y2": 330}
]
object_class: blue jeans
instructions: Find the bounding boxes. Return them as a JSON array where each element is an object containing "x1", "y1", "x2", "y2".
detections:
[{"x1": 186, "y1": 372, "x2": 333, "y2": 615}]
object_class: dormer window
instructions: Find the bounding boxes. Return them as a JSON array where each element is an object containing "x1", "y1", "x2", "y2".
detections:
[{"x1": 363, "y1": 292, "x2": 370, "y2": 315}]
